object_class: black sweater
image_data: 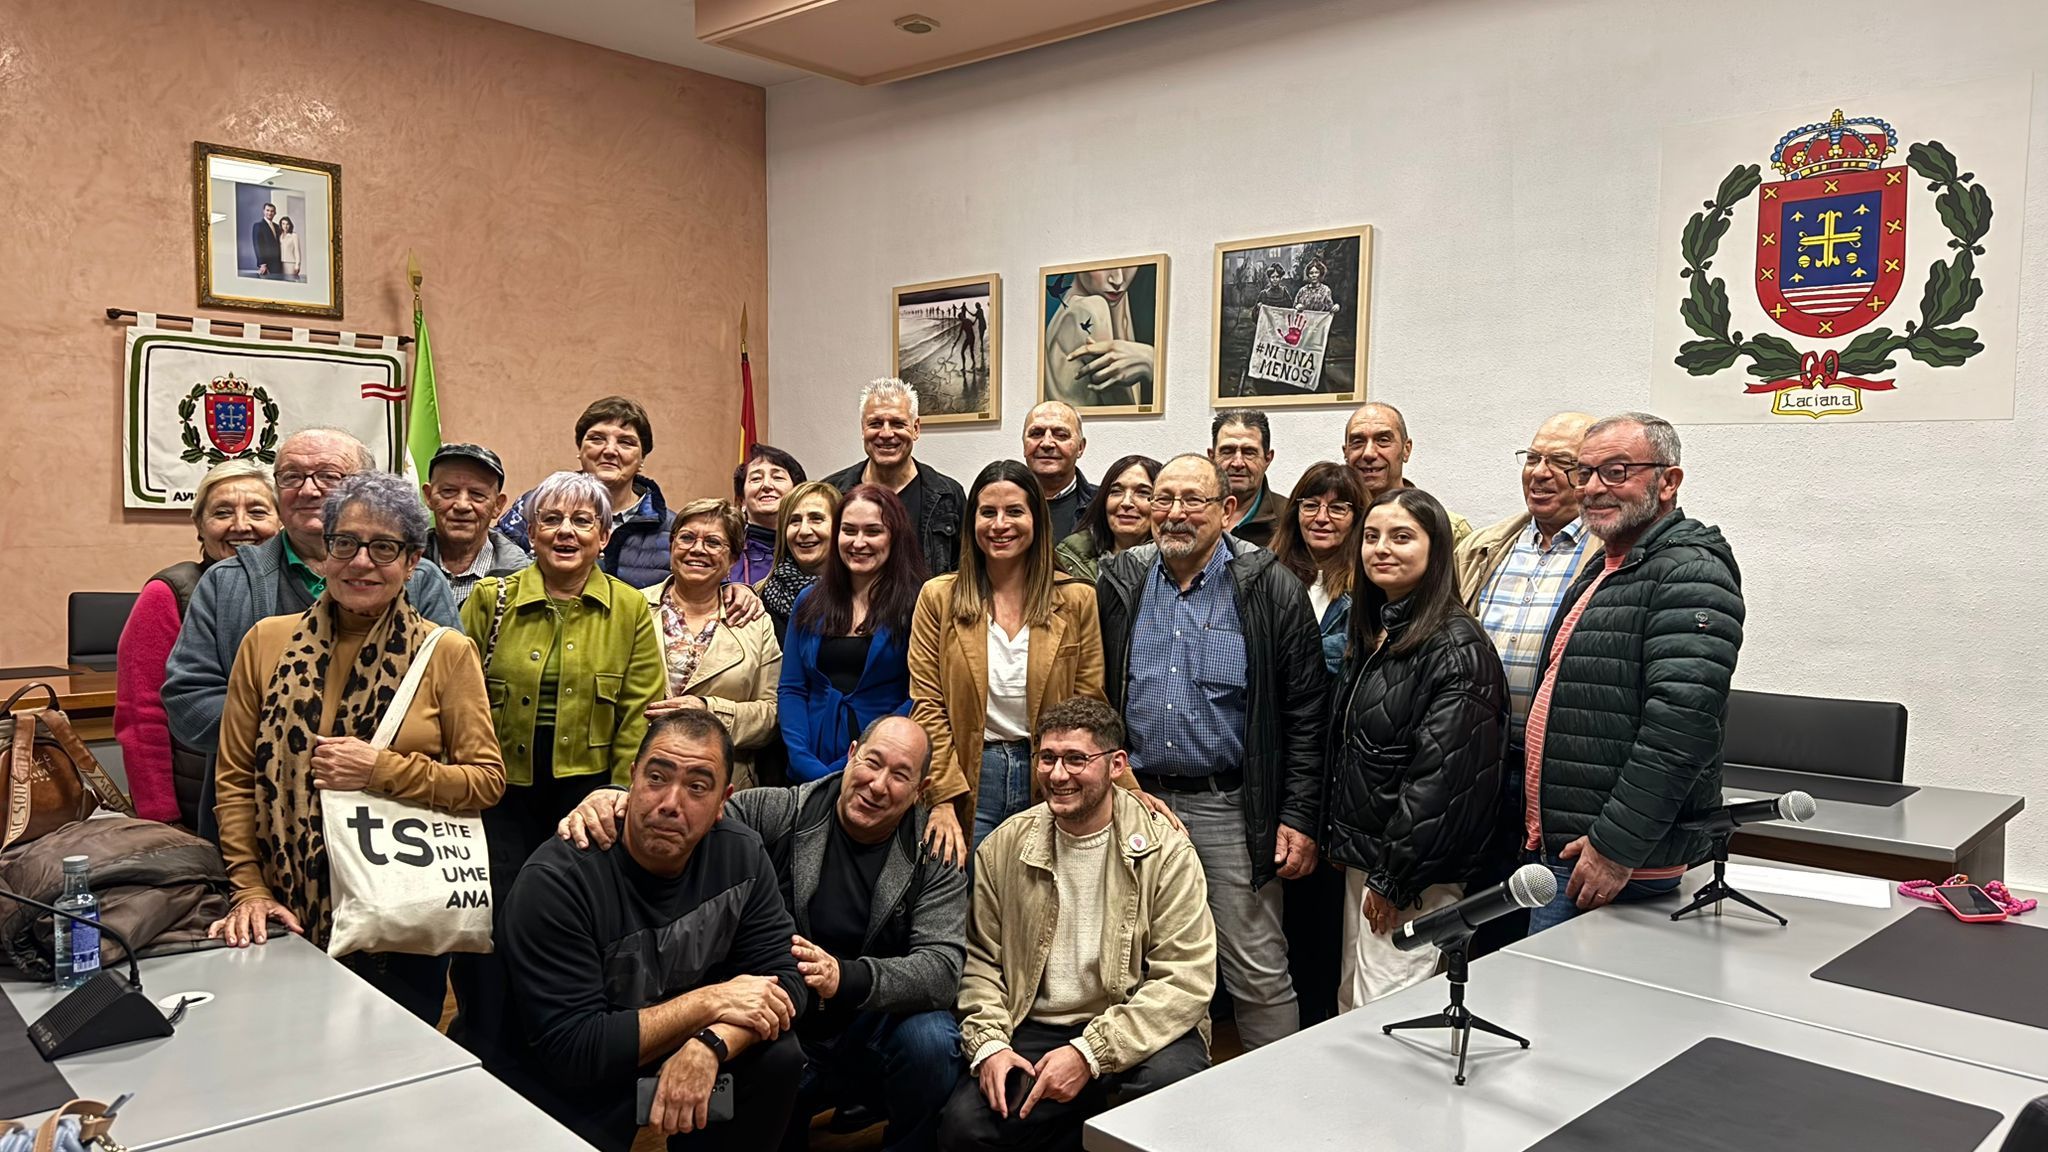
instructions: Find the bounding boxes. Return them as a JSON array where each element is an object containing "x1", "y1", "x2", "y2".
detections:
[{"x1": 498, "y1": 819, "x2": 804, "y2": 1143}]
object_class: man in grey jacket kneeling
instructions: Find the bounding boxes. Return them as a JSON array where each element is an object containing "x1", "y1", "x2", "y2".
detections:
[{"x1": 562, "y1": 713, "x2": 966, "y2": 1152}]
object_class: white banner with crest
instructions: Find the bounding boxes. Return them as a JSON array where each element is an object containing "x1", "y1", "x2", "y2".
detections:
[{"x1": 122, "y1": 320, "x2": 407, "y2": 508}]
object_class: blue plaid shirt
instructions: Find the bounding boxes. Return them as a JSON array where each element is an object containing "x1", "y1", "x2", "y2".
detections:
[
  {"x1": 1475, "y1": 517, "x2": 1591, "y2": 737},
  {"x1": 1125, "y1": 542, "x2": 1247, "y2": 777}
]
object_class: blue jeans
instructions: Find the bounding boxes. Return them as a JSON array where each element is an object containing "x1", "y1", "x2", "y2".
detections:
[
  {"x1": 1525, "y1": 853, "x2": 1683, "y2": 936},
  {"x1": 789, "y1": 1009, "x2": 960, "y2": 1152},
  {"x1": 972, "y1": 739, "x2": 1035, "y2": 848}
]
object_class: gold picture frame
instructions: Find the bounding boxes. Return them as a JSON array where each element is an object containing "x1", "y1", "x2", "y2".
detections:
[
  {"x1": 890, "y1": 273, "x2": 1002, "y2": 425},
  {"x1": 194, "y1": 141, "x2": 343, "y2": 318},
  {"x1": 1211, "y1": 225, "x2": 1371, "y2": 408},
  {"x1": 1037, "y1": 254, "x2": 1169, "y2": 418}
]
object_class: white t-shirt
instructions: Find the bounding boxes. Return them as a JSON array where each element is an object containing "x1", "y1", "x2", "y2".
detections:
[{"x1": 983, "y1": 618, "x2": 1032, "y2": 742}]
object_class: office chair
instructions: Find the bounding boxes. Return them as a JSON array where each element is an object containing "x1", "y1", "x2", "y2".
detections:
[
  {"x1": 1722, "y1": 688, "x2": 1908, "y2": 783},
  {"x1": 67, "y1": 591, "x2": 139, "y2": 671}
]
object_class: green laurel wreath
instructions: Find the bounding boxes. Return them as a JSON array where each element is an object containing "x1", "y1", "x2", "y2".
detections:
[
  {"x1": 1675, "y1": 141, "x2": 1991, "y2": 381},
  {"x1": 178, "y1": 383, "x2": 281, "y2": 465}
]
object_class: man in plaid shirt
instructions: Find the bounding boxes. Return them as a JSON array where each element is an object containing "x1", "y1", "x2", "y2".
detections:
[{"x1": 1454, "y1": 413, "x2": 1603, "y2": 742}]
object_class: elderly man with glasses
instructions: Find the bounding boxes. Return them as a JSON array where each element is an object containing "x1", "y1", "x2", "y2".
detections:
[
  {"x1": 164, "y1": 427, "x2": 460, "y2": 840},
  {"x1": 1093, "y1": 454, "x2": 1328, "y2": 1051},
  {"x1": 1516, "y1": 412, "x2": 1744, "y2": 936}
]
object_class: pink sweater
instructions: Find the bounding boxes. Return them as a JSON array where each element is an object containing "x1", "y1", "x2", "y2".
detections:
[{"x1": 114, "y1": 579, "x2": 184, "y2": 822}]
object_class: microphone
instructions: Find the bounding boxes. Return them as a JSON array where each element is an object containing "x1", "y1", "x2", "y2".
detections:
[
  {"x1": 1707, "y1": 790, "x2": 1817, "y2": 834},
  {"x1": 1393, "y1": 863, "x2": 1557, "y2": 954},
  {"x1": 0, "y1": 883, "x2": 175, "y2": 1059}
]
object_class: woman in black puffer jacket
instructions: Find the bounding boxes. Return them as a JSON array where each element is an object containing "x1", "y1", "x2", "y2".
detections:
[{"x1": 1325, "y1": 487, "x2": 1508, "y2": 1010}]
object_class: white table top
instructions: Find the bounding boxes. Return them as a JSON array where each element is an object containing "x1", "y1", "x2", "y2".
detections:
[
  {"x1": 171, "y1": 1069, "x2": 590, "y2": 1152},
  {"x1": 1508, "y1": 859, "x2": 2048, "y2": 1084},
  {"x1": 2, "y1": 935, "x2": 477, "y2": 1148},
  {"x1": 1083, "y1": 953, "x2": 2040, "y2": 1152},
  {"x1": 1726, "y1": 774, "x2": 2024, "y2": 862}
]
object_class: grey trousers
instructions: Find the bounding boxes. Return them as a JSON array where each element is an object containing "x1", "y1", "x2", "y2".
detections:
[{"x1": 1154, "y1": 787, "x2": 1299, "y2": 1048}]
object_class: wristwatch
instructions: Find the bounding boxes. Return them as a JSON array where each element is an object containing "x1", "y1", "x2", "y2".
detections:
[{"x1": 690, "y1": 1027, "x2": 729, "y2": 1065}]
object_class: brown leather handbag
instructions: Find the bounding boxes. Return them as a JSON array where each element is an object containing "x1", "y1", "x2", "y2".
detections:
[{"x1": 1, "y1": 683, "x2": 134, "y2": 853}]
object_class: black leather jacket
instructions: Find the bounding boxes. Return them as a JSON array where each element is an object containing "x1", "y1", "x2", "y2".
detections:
[
  {"x1": 1097, "y1": 537, "x2": 1329, "y2": 890},
  {"x1": 1323, "y1": 599, "x2": 1508, "y2": 909}
]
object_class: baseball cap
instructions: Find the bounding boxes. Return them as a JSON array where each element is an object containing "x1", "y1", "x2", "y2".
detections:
[{"x1": 429, "y1": 443, "x2": 506, "y2": 485}]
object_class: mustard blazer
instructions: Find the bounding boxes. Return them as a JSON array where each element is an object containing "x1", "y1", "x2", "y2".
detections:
[{"x1": 909, "y1": 573, "x2": 1106, "y2": 820}]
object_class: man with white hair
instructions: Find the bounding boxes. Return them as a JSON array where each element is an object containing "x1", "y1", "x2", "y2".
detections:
[
  {"x1": 821, "y1": 378, "x2": 967, "y2": 576},
  {"x1": 163, "y1": 427, "x2": 460, "y2": 838}
]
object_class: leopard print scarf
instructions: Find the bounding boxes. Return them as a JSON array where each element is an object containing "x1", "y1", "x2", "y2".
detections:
[{"x1": 249, "y1": 594, "x2": 431, "y2": 948}]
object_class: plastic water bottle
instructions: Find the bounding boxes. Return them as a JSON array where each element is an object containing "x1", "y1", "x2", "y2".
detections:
[{"x1": 52, "y1": 854, "x2": 100, "y2": 990}]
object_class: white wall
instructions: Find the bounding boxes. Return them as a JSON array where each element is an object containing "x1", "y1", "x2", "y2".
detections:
[{"x1": 767, "y1": 0, "x2": 2048, "y2": 883}]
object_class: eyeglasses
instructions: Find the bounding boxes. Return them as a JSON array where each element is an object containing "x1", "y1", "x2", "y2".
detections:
[
  {"x1": 1568, "y1": 461, "x2": 1666, "y2": 487},
  {"x1": 1034, "y1": 748, "x2": 1115, "y2": 771},
  {"x1": 535, "y1": 510, "x2": 602, "y2": 533},
  {"x1": 277, "y1": 469, "x2": 347, "y2": 492},
  {"x1": 1105, "y1": 484, "x2": 1153, "y2": 503},
  {"x1": 1149, "y1": 494, "x2": 1219, "y2": 512},
  {"x1": 673, "y1": 531, "x2": 729, "y2": 553},
  {"x1": 1297, "y1": 499, "x2": 1355, "y2": 519},
  {"x1": 324, "y1": 533, "x2": 412, "y2": 565},
  {"x1": 1514, "y1": 451, "x2": 1579, "y2": 475}
]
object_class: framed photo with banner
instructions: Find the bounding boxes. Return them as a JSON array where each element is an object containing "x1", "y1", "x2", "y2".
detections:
[
  {"x1": 1038, "y1": 254, "x2": 1168, "y2": 417},
  {"x1": 892, "y1": 273, "x2": 1001, "y2": 425},
  {"x1": 1211, "y1": 225, "x2": 1371, "y2": 408},
  {"x1": 194, "y1": 141, "x2": 343, "y2": 318}
]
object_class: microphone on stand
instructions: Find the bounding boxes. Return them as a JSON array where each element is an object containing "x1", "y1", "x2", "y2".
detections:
[
  {"x1": 0, "y1": 883, "x2": 175, "y2": 1059},
  {"x1": 1669, "y1": 790, "x2": 1818, "y2": 926},
  {"x1": 1393, "y1": 863, "x2": 1557, "y2": 954},
  {"x1": 1707, "y1": 790, "x2": 1818, "y2": 833}
]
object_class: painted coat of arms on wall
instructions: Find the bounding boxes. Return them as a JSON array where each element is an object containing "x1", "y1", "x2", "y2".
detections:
[{"x1": 1651, "y1": 77, "x2": 2028, "y2": 423}]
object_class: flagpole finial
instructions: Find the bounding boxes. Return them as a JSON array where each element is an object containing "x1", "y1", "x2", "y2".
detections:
[
  {"x1": 740, "y1": 304, "x2": 749, "y2": 352},
  {"x1": 407, "y1": 250, "x2": 423, "y2": 304}
]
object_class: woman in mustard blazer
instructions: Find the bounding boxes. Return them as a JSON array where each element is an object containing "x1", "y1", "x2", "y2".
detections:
[{"x1": 909, "y1": 460, "x2": 1106, "y2": 862}]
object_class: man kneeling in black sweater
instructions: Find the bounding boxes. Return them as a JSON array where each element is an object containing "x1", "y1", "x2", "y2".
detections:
[{"x1": 499, "y1": 708, "x2": 806, "y2": 1151}]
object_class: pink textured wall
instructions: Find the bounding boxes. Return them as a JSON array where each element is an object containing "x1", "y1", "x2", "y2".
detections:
[{"x1": 0, "y1": 0, "x2": 767, "y2": 666}]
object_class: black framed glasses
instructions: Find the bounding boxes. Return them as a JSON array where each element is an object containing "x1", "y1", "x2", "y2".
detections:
[
  {"x1": 1149, "y1": 494, "x2": 1219, "y2": 512},
  {"x1": 324, "y1": 533, "x2": 413, "y2": 565},
  {"x1": 1568, "y1": 461, "x2": 1665, "y2": 487},
  {"x1": 277, "y1": 469, "x2": 347, "y2": 492},
  {"x1": 1514, "y1": 450, "x2": 1579, "y2": 476},
  {"x1": 1034, "y1": 748, "x2": 1115, "y2": 772}
]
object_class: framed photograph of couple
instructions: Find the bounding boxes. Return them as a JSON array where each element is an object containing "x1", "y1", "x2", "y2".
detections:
[
  {"x1": 193, "y1": 141, "x2": 343, "y2": 318},
  {"x1": 1038, "y1": 254, "x2": 1168, "y2": 417},
  {"x1": 891, "y1": 273, "x2": 1002, "y2": 425},
  {"x1": 1212, "y1": 225, "x2": 1371, "y2": 408}
]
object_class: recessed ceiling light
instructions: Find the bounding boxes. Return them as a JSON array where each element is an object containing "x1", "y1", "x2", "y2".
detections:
[{"x1": 894, "y1": 14, "x2": 938, "y2": 34}]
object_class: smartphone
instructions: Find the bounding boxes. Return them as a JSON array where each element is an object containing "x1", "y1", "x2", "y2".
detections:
[
  {"x1": 1932, "y1": 883, "x2": 2007, "y2": 923},
  {"x1": 636, "y1": 1072, "x2": 736, "y2": 1126}
]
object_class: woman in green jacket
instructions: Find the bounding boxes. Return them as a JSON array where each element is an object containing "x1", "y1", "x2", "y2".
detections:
[{"x1": 450, "y1": 469, "x2": 665, "y2": 1068}]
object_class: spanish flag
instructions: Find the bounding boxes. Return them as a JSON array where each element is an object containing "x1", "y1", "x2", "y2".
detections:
[{"x1": 738, "y1": 305, "x2": 759, "y2": 464}]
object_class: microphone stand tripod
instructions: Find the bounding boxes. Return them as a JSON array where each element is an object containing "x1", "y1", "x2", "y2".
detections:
[
  {"x1": 1381, "y1": 937, "x2": 1529, "y2": 1086},
  {"x1": 1668, "y1": 830, "x2": 1786, "y2": 926}
]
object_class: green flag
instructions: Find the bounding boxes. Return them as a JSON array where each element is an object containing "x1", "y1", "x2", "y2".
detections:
[{"x1": 406, "y1": 286, "x2": 440, "y2": 482}]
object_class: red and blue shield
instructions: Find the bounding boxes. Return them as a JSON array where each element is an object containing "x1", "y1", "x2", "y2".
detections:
[
  {"x1": 1754, "y1": 167, "x2": 1908, "y2": 339},
  {"x1": 203, "y1": 393, "x2": 256, "y2": 454}
]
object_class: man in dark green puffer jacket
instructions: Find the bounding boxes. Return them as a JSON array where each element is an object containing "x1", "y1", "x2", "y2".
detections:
[{"x1": 1519, "y1": 413, "x2": 1744, "y2": 935}]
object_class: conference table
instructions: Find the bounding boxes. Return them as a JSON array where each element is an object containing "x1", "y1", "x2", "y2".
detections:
[
  {"x1": 1083, "y1": 950, "x2": 2041, "y2": 1151},
  {"x1": 173, "y1": 1069, "x2": 592, "y2": 1152},
  {"x1": 1722, "y1": 766, "x2": 2025, "y2": 880},
  {"x1": 0, "y1": 667, "x2": 118, "y2": 741},
  {"x1": 1, "y1": 935, "x2": 478, "y2": 1149},
  {"x1": 1509, "y1": 859, "x2": 2048, "y2": 1084}
]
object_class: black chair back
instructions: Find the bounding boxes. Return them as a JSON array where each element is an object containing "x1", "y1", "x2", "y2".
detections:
[
  {"x1": 67, "y1": 592, "x2": 139, "y2": 671},
  {"x1": 1722, "y1": 688, "x2": 1908, "y2": 783}
]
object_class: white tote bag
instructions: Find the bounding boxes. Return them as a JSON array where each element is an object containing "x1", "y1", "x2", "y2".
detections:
[{"x1": 322, "y1": 626, "x2": 495, "y2": 958}]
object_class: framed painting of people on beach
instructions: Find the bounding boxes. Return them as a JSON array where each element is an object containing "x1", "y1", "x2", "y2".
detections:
[{"x1": 891, "y1": 274, "x2": 1001, "y2": 424}]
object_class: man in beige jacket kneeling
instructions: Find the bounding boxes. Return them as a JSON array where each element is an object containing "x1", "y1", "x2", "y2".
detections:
[{"x1": 939, "y1": 697, "x2": 1216, "y2": 1152}]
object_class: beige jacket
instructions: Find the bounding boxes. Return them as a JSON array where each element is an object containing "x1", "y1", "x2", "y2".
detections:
[
  {"x1": 958, "y1": 788, "x2": 1215, "y2": 1075},
  {"x1": 1454, "y1": 511, "x2": 1604, "y2": 613},
  {"x1": 908, "y1": 574, "x2": 1105, "y2": 817},
  {"x1": 642, "y1": 580, "x2": 783, "y2": 789}
]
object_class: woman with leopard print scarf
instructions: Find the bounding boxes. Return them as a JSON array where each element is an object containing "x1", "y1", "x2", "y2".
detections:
[{"x1": 208, "y1": 472, "x2": 505, "y2": 1023}]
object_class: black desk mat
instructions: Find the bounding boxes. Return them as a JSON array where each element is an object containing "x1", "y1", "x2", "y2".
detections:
[
  {"x1": 1813, "y1": 907, "x2": 2048, "y2": 1029},
  {"x1": 0, "y1": 666, "x2": 75, "y2": 681},
  {"x1": 0, "y1": 991, "x2": 75, "y2": 1121},
  {"x1": 1524, "y1": 1037, "x2": 2002, "y2": 1152},
  {"x1": 1724, "y1": 764, "x2": 1918, "y2": 807}
]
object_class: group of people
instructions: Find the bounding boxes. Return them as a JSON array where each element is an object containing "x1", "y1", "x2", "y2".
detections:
[{"x1": 107, "y1": 381, "x2": 1745, "y2": 1151}]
